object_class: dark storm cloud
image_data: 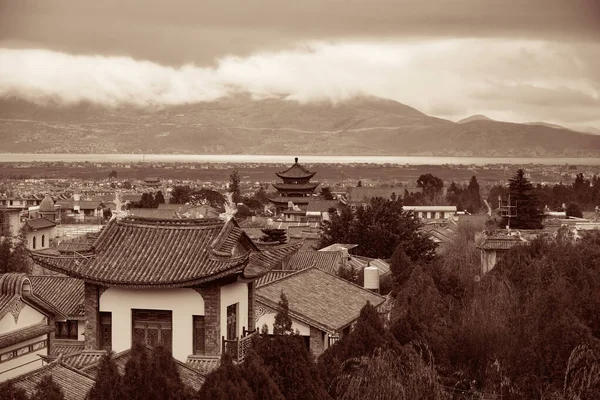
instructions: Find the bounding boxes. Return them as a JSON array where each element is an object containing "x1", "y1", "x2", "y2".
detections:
[{"x1": 0, "y1": 0, "x2": 599, "y2": 64}]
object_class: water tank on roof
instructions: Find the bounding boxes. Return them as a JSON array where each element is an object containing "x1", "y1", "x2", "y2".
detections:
[{"x1": 364, "y1": 264, "x2": 380, "y2": 292}]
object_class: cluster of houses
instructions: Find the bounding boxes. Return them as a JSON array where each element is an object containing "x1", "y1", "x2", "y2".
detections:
[{"x1": 2, "y1": 157, "x2": 599, "y2": 397}]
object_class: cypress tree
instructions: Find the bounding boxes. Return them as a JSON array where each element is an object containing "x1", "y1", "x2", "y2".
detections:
[
  {"x1": 240, "y1": 350, "x2": 285, "y2": 400},
  {"x1": 196, "y1": 354, "x2": 254, "y2": 400},
  {"x1": 87, "y1": 352, "x2": 123, "y2": 400},
  {"x1": 505, "y1": 169, "x2": 544, "y2": 229},
  {"x1": 148, "y1": 345, "x2": 186, "y2": 400},
  {"x1": 0, "y1": 381, "x2": 29, "y2": 400},
  {"x1": 273, "y1": 292, "x2": 293, "y2": 335},
  {"x1": 122, "y1": 341, "x2": 152, "y2": 400}
]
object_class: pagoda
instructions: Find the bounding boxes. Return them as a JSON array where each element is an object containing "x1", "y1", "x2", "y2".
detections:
[{"x1": 270, "y1": 157, "x2": 319, "y2": 216}]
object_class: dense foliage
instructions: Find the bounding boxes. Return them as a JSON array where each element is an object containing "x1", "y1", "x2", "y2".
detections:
[
  {"x1": 0, "y1": 229, "x2": 32, "y2": 274},
  {"x1": 87, "y1": 352, "x2": 123, "y2": 400},
  {"x1": 502, "y1": 169, "x2": 544, "y2": 229},
  {"x1": 169, "y1": 186, "x2": 225, "y2": 209},
  {"x1": 229, "y1": 170, "x2": 242, "y2": 204},
  {"x1": 32, "y1": 375, "x2": 64, "y2": 400},
  {"x1": 318, "y1": 197, "x2": 436, "y2": 260}
]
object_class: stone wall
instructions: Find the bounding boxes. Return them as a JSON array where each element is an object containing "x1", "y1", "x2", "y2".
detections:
[
  {"x1": 309, "y1": 326, "x2": 324, "y2": 357},
  {"x1": 196, "y1": 284, "x2": 221, "y2": 356}
]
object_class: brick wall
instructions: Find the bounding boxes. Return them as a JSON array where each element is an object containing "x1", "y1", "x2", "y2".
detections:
[
  {"x1": 196, "y1": 284, "x2": 221, "y2": 356},
  {"x1": 247, "y1": 282, "x2": 255, "y2": 332},
  {"x1": 83, "y1": 283, "x2": 99, "y2": 350},
  {"x1": 309, "y1": 326, "x2": 324, "y2": 357}
]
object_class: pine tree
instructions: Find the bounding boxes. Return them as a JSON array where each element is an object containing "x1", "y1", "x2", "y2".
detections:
[
  {"x1": 0, "y1": 381, "x2": 29, "y2": 400},
  {"x1": 122, "y1": 341, "x2": 153, "y2": 400},
  {"x1": 196, "y1": 354, "x2": 254, "y2": 400},
  {"x1": 467, "y1": 175, "x2": 482, "y2": 213},
  {"x1": 148, "y1": 345, "x2": 187, "y2": 400},
  {"x1": 273, "y1": 292, "x2": 293, "y2": 335},
  {"x1": 505, "y1": 169, "x2": 544, "y2": 229},
  {"x1": 87, "y1": 352, "x2": 123, "y2": 400},
  {"x1": 240, "y1": 350, "x2": 285, "y2": 400},
  {"x1": 155, "y1": 191, "x2": 166, "y2": 205},
  {"x1": 7, "y1": 229, "x2": 32, "y2": 273},
  {"x1": 32, "y1": 375, "x2": 64, "y2": 400}
]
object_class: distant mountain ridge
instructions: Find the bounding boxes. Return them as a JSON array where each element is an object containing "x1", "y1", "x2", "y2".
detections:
[{"x1": 1, "y1": 95, "x2": 600, "y2": 157}]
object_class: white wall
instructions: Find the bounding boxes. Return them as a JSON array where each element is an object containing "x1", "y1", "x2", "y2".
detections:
[
  {"x1": 26, "y1": 227, "x2": 55, "y2": 250},
  {"x1": 78, "y1": 320, "x2": 86, "y2": 341},
  {"x1": 220, "y1": 282, "x2": 248, "y2": 340},
  {"x1": 256, "y1": 311, "x2": 311, "y2": 336},
  {"x1": 0, "y1": 304, "x2": 46, "y2": 335},
  {"x1": 0, "y1": 335, "x2": 48, "y2": 382},
  {"x1": 100, "y1": 288, "x2": 204, "y2": 363}
]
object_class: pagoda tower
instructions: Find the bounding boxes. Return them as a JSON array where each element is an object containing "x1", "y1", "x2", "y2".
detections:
[{"x1": 270, "y1": 157, "x2": 319, "y2": 216}]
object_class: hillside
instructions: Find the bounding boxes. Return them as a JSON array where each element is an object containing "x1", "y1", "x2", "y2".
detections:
[
  {"x1": 457, "y1": 114, "x2": 493, "y2": 124},
  {"x1": 1, "y1": 96, "x2": 600, "y2": 156}
]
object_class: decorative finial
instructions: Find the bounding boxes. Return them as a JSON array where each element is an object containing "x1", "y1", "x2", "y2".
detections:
[{"x1": 295, "y1": 157, "x2": 298, "y2": 163}]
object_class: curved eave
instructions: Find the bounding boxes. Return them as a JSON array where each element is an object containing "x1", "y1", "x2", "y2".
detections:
[
  {"x1": 29, "y1": 251, "x2": 251, "y2": 289},
  {"x1": 272, "y1": 183, "x2": 319, "y2": 191},
  {"x1": 275, "y1": 172, "x2": 316, "y2": 180}
]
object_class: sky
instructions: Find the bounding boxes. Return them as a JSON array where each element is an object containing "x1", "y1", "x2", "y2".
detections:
[{"x1": 1, "y1": 0, "x2": 599, "y2": 131}]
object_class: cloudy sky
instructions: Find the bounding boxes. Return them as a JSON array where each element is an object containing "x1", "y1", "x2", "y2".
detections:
[{"x1": 1, "y1": 0, "x2": 599, "y2": 130}]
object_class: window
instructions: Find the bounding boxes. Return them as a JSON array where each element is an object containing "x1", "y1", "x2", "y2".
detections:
[
  {"x1": 100, "y1": 312, "x2": 112, "y2": 350},
  {"x1": 132, "y1": 309, "x2": 172, "y2": 351},
  {"x1": 42, "y1": 235, "x2": 45, "y2": 247},
  {"x1": 32, "y1": 236, "x2": 36, "y2": 250},
  {"x1": 56, "y1": 320, "x2": 78, "y2": 340},
  {"x1": 193, "y1": 316, "x2": 205, "y2": 355},
  {"x1": 226, "y1": 303, "x2": 238, "y2": 340},
  {"x1": 0, "y1": 340, "x2": 47, "y2": 363}
]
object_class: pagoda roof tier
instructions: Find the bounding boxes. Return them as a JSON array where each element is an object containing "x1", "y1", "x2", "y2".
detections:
[
  {"x1": 28, "y1": 217, "x2": 302, "y2": 288},
  {"x1": 276, "y1": 158, "x2": 316, "y2": 180},
  {"x1": 269, "y1": 196, "x2": 312, "y2": 205},
  {"x1": 272, "y1": 182, "x2": 320, "y2": 192}
]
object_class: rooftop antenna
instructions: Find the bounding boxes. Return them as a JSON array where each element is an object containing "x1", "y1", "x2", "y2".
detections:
[{"x1": 499, "y1": 193, "x2": 517, "y2": 230}]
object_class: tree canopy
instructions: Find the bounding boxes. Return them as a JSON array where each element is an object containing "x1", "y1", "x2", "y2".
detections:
[{"x1": 503, "y1": 169, "x2": 544, "y2": 229}]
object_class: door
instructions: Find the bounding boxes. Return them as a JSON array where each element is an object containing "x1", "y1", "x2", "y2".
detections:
[
  {"x1": 132, "y1": 309, "x2": 172, "y2": 351},
  {"x1": 226, "y1": 304, "x2": 238, "y2": 340}
]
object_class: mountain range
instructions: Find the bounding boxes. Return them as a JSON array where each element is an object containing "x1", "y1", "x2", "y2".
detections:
[{"x1": 1, "y1": 95, "x2": 600, "y2": 157}]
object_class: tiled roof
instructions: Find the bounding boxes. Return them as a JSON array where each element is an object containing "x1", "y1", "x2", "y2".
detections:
[
  {"x1": 51, "y1": 340, "x2": 86, "y2": 357},
  {"x1": 24, "y1": 217, "x2": 56, "y2": 230},
  {"x1": 349, "y1": 256, "x2": 391, "y2": 276},
  {"x1": 273, "y1": 183, "x2": 319, "y2": 191},
  {"x1": 256, "y1": 267, "x2": 385, "y2": 333},
  {"x1": 282, "y1": 251, "x2": 342, "y2": 275},
  {"x1": 63, "y1": 350, "x2": 107, "y2": 369},
  {"x1": 30, "y1": 276, "x2": 85, "y2": 318},
  {"x1": 186, "y1": 355, "x2": 221, "y2": 375},
  {"x1": 256, "y1": 270, "x2": 297, "y2": 288},
  {"x1": 477, "y1": 235, "x2": 526, "y2": 250},
  {"x1": 0, "y1": 273, "x2": 67, "y2": 321},
  {"x1": 0, "y1": 322, "x2": 54, "y2": 349},
  {"x1": 269, "y1": 196, "x2": 312, "y2": 205},
  {"x1": 81, "y1": 347, "x2": 205, "y2": 391},
  {"x1": 307, "y1": 200, "x2": 340, "y2": 213},
  {"x1": 318, "y1": 243, "x2": 358, "y2": 252},
  {"x1": 276, "y1": 159, "x2": 316, "y2": 180},
  {"x1": 10, "y1": 360, "x2": 95, "y2": 400},
  {"x1": 244, "y1": 241, "x2": 304, "y2": 279},
  {"x1": 29, "y1": 218, "x2": 253, "y2": 288},
  {"x1": 346, "y1": 187, "x2": 399, "y2": 203},
  {"x1": 404, "y1": 205, "x2": 458, "y2": 212},
  {"x1": 57, "y1": 200, "x2": 103, "y2": 210},
  {"x1": 56, "y1": 241, "x2": 95, "y2": 254}
]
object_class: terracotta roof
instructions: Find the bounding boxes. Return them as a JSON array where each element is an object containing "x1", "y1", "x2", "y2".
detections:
[
  {"x1": 10, "y1": 359, "x2": 95, "y2": 400},
  {"x1": 272, "y1": 183, "x2": 319, "y2": 191},
  {"x1": 256, "y1": 270, "x2": 297, "y2": 288},
  {"x1": 51, "y1": 340, "x2": 86, "y2": 357},
  {"x1": 0, "y1": 322, "x2": 54, "y2": 349},
  {"x1": 30, "y1": 276, "x2": 85, "y2": 319},
  {"x1": 477, "y1": 235, "x2": 526, "y2": 250},
  {"x1": 318, "y1": 243, "x2": 358, "y2": 252},
  {"x1": 81, "y1": 347, "x2": 205, "y2": 391},
  {"x1": 29, "y1": 218, "x2": 253, "y2": 288},
  {"x1": 349, "y1": 256, "x2": 391, "y2": 276},
  {"x1": 24, "y1": 217, "x2": 56, "y2": 230},
  {"x1": 186, "y1": 355, "x2": 221, "y2": 375},
  {"x1": 63, "y1": 350, "x2": 107, "y2": 369},
  {"x1": 276, "y1": 158, "x2": 316, "y2": 180},
  {"x1": 57, "y1": 200, "x2": 103, "y2": 210},
  {"x1": 256, "y1": 267, "x2": 385, "y2": 333},
  {"x1": 56, "y1": 241, "x2": 95, "y2": 254},
  {"x1": 244, "y1": 241, "x2": 304, "y2": 279},
  {"x1": 282, "y1": 251, "x2": 343, "y2": 274}
]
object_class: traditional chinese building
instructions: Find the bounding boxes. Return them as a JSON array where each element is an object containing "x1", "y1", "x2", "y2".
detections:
[
  {"x1": 270, "y1": 157, "x2": 319, "y2": 217},
  {"x1": 28, "y1": 216, "x2": 301, "y2": 365}
]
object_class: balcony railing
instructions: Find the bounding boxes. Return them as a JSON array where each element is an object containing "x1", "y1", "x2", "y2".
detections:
[{"x1": 222, "y1": 327, "x2": 258, "y2": 362}]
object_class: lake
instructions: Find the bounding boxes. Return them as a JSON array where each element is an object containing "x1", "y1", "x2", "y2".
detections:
[{"x1": 1, "y1": 153, "x2": 599, "y2": 165}]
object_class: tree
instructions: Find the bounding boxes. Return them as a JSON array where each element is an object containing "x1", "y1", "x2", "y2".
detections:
[
  {"x1": 87, "y1": 352, "x2": 124, "y2": 400},
  {"x1": 566, "y1": 202, "x2": 583, "y2": 218},
  {"x1": 229, "y1": 170, "x2": 242, "y2": 204},
  {"x1": 320, "y1": 187, "x2": 334, "y2": 200},
  {"x1": 389, "y1": 245, "x2": 414, "y2": 289},
  {"x1": 0, "y1": 238, "x2": 11, "y2": 274},
  {"x1": 467, "y1": 175, "x2": 482, "y2": 213},
  {"x1": 319, "y1": 197, "x2": 436, "y2": 261},
  {"x1": 240, "y1": 350, "x2": 285, "y2": 400},
  {"x1": 197, "y1": 354, "x2": 255, "y2": 400},
  {"x1": 148, "y1": 345, "x2": 188, "y2": 400},
  {"x1": 357, "y1": 180, "x2": 362, "y2": 187},
  {"x1": 416, "y1": 174, "x2": 444, "y2": 202},
  {"x1": 122, "y1": 341, "x2": 153, "y2": 400},
  {"x1": 4, "y1": 230, "x2": 33, "y2": 274},
  {"x1": 139, "y1": 193, "x2": 156, "y2": 208},
  {"x1": 155, "y1": 191, "x2": 166, "y2": 205},
  {"x1": 103, "y1": 208, "x2": 113, "y2": 221},
  {"x1": 170, "y1": 186, "x2": 192, "y2": 204},
  {"x1": 32, "y1": 375, "x2": 64, "y2": 400},
  {"x1": 0, "y1": 381, "x2": 29, "y2": 400},
  {"x1": 108, "y1": 170, "x2": 118, "y2": 179},
  {"x1": 253, "y1": 187, "x2": 270, "y2": 205},
  {"x1": 273, "y1": 292, "x2": 293, "y2": 335},
  {"x1": 504, "y1": 169, "x2": 544, "y2": 229}
]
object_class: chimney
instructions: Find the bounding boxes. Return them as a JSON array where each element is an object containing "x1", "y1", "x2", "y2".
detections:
[{"x1": 295, "y1": 157, "x2": 298, "y2": 164}]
